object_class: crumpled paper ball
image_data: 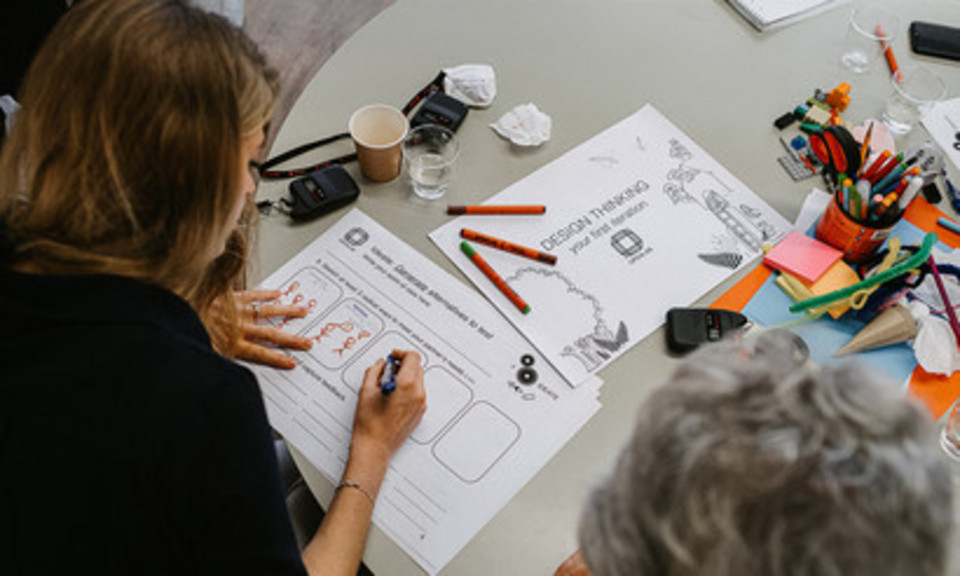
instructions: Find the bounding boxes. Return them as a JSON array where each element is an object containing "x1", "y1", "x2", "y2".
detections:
[
  {"x1": 909, "y1": 299, "x2": 960, "y2": 376},
  {"x1": 490, "y1": 103, "x2": 552, "y2": 147},
  {"x1": 443, "y1": 64, "x2": 497, "y2": 108}
]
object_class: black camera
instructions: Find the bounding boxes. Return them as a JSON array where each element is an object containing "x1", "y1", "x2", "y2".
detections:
[
  {"x1": 410, "y1": 91, "x2": 470, "y2": 133},
  {"x1": 288, "y1": 165, "x2": 360, "y2": 222}
]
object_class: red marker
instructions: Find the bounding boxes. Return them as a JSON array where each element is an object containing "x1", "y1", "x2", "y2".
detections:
[
  {"x1": 460, "y1": 241, "x2": 531, "y2": 314},
  {"x1": 862, "y1": 150, "x2": 891, "y2": 182}
]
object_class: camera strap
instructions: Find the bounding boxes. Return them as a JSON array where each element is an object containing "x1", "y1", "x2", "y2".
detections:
[{"x1": 258, "y1": 72, "x2": 447, "y2": 180}]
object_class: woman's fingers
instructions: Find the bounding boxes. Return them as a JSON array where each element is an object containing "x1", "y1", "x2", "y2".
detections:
[
  {"x1": 234, "y1": 340, "x2": 298, "y2": 370},
  {"x1": 235, "y1": 290, "x2": 308, "y2": 320},
  {"x1": 242, "y1": 323, "x2": 313, "y2": 350},
  {"x1": 243, "y1": 302, "x2": 308, "y2": 320},
  {"x1": 236, "y1": 289, "x2": 283, "y2": 304}
]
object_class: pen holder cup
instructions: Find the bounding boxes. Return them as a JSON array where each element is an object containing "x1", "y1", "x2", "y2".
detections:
[{"x1": 815, "y1": 197, "x2": 892, "y2": 264}]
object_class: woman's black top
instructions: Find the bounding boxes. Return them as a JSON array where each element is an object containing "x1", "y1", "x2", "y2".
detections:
[{"x1": 0, "y1": 269, "x2": 307, "y2": 575}]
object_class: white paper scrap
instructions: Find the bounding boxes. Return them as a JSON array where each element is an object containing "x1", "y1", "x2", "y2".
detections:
[
  {"x1": 249, "y1": 209, "x2": 601, "y2": 575},
  {"x1": 443, "y1": 64, "x2": 497, "y2": 108},
  {"x1": 491, "y1": 103, "x2": 552, "y2": 146}
]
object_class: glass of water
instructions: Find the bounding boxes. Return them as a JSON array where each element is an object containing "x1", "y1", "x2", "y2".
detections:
[
  {"x1": 840, "y1": 5, "x2": 899, "y2": 74},
  {"x1": 403, "y1": 124, "x2": 460, "y2": 200},
  {"x1": 881, "y1": 65, "x2": 947, "y2": 136}
]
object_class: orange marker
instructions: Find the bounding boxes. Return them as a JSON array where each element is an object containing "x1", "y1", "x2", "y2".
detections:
[
  {"x1": 460, "y1": 241, "x2": 531, "y2": 314},
  {"x1": 447, "y1": 205, "x2": 546, "y2": 215},
  {"x1": 461, "y1": 229, "x2": 557, "y2": 265},
  {"x1": 876, "y1": 25, "x2": 902, "y2": 83}
]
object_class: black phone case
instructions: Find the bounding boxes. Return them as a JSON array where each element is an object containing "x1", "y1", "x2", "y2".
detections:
[{"x1": 910, "y1": 21, "x2": 960, "y2": 62}]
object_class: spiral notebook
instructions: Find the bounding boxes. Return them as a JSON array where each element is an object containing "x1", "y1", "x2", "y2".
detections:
[{"x1": 727, "y1": 0, "x2": 848, "y2": 31}]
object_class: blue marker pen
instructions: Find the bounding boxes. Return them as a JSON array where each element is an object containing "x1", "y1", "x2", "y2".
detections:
[
  {"x1": 379, "y1": 354, "x2": 400, "y2": 395},
  {"x1": 946, "y1": 176, "x2": 960, "y2": 213}
]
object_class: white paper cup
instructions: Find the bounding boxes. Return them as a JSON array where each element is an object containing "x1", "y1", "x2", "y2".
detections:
[{"x1": 348, "y1": 104, "x2": 409, "y2": 182}]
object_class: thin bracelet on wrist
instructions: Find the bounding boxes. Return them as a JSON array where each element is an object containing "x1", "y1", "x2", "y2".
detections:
[{"x1": 337, "y1": 479, "x2": 376, "y2": 505}]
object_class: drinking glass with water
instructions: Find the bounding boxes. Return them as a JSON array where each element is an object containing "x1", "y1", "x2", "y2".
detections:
[{"x1": 403, "y1": 124, "x2": 460, "y2": 200}]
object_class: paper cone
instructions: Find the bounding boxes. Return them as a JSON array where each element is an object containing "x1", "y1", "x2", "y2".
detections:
[{"x1": 835, "y1": 304, "x2": 918, "y2": 357}]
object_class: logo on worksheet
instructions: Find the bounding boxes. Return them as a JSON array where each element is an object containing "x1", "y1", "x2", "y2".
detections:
[
  {"x1": 341, "y1": 227, "x2": 369, "y2": 248},
  {"x1": 610, "y1": 228, "x2": 651, "y2": 264}
]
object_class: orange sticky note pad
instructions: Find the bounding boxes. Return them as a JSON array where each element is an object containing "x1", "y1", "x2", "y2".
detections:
[
  {"x1": 800, "y1": 259, "x2": 861, "y2": 318},
  {"x1": 763, "y1": 231, "x2": 843, "y2": 284}
]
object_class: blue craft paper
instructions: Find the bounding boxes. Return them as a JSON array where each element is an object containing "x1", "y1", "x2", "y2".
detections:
[{"x1": 741, "y1": 218, "x2": 949, "y2": 386}]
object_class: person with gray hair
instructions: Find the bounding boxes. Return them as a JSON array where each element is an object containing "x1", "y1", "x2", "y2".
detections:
[{"x1": 556, "y1": 332, "x2": 954, "y2": 576}]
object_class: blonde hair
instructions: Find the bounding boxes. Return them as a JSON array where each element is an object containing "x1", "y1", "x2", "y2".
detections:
[{"x1": 0, "y1": 0, "x2": 279, "y2": 354}]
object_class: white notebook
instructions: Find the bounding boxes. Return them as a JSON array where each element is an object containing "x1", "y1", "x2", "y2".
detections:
[{"x1": 728, "y1": 0, "x2": 849, "y2": 31}]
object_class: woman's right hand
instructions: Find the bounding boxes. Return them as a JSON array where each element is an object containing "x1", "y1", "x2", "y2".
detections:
[
  {"x1": 302, "y1": 351, "x2": 426, "y2": 575},
  {"x1": 350, "y1": 350, "x2": 427, "y2": 463}
]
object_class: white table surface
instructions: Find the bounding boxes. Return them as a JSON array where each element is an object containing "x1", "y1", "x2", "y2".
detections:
[{"x1": 251, "y1": 1, "x2": 960, "y2": 574}]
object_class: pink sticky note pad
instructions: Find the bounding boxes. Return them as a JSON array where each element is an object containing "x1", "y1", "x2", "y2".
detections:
[{"x1": 763, "y1": 231, "x2": 843, "y2": 284}]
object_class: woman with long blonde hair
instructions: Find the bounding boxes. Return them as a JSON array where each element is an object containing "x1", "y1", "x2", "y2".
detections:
[{"x1": 0, "y1": 1, "x2": 425, "y2": 574}]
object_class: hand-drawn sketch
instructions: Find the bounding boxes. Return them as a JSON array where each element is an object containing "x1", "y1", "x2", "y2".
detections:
[
  {"x1": 698, "y1": 252, "x2": 744, "y2": 269},
  {"x1": 662, "y1": 137, "x2": 773, "y2": 255},
  {"x1": 267, "y1": 267, "x2": 341, "y2": 333},
  {"x1": 504, "y1": 267, "x2": 629, "y2": 372},
  {"x1": 302, "y1": 299, "x2": 384, "y2": 370}
]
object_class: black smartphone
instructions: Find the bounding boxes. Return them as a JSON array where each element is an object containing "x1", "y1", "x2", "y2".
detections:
[{"x1": 910, "y1": 21, "x2": 960, "y2": 62}]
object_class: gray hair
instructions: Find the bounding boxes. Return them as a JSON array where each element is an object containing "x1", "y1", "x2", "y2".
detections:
[{"x1": 579, "y1": 332, "x2": 953, "y2": 576}]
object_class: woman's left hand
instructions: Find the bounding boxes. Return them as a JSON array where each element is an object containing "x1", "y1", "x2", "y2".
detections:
[{"x1": 234, "y1": 289, "x2": 313, "y2": 369}]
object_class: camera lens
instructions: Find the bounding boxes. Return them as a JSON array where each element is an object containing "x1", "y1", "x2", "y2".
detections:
[{"x1": 520, "y1": 354, "x2": 535, "y2": 366}]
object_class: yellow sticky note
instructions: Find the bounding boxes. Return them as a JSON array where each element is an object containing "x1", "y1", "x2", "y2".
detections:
[{"x1": 801, "y1": 260, "x2": 861, "y2": 318}]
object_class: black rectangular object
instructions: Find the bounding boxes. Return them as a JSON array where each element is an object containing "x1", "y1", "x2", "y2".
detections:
[
  {"x1": 410, "y1": 91, "x2": 469, "y2": 132},
  {"x1": 665, "y1": 307, "x2": 749, "y2": 354},
  {"x1": 288, "y1": 165, "x2": 360, "y2": 222},
  {"x1": 910, "y1": 21, "x2": 960, "y2": 62}
]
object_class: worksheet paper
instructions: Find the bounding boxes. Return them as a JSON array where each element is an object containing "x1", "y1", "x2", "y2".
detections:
[
  {"x1": 430, "y1": 105, "x2": 792, "y2": 386},
  {"x1": 249, "y1": 209, "x2": 602, "y2": 575},
  {"x1": 921, "y1": 98, "x2": 960, "y2": 173}
]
